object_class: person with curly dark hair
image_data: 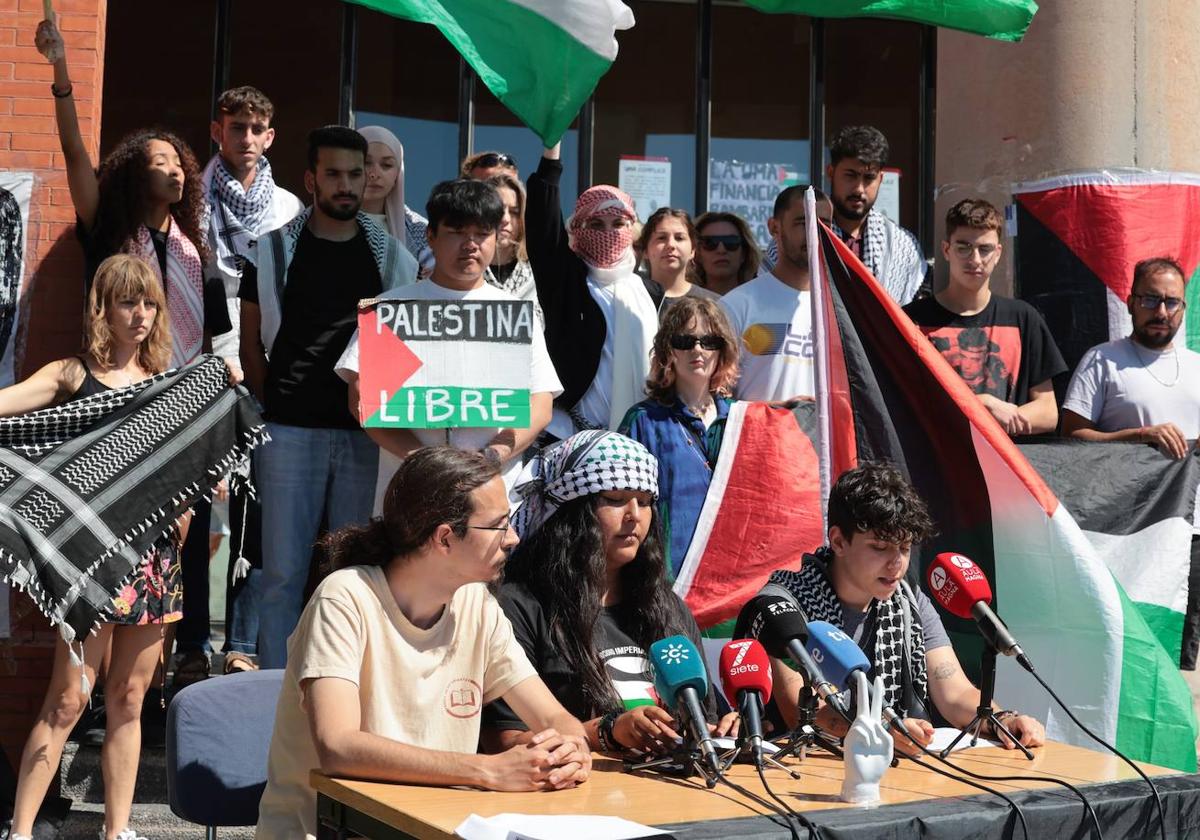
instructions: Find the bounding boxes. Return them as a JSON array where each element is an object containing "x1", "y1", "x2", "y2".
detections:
[
  {"x1": 35, "y1": 12, "x2": 230, "y2": 371},
  {"x1": 761, "y1": 462, "x2": 1045, "y2": 756},
  {"x1": 482, "y1": 430, "x2": 738, "y2": 757},
  {"x1": 619, "y1": 296, "x2": 739, "y2": 578}
]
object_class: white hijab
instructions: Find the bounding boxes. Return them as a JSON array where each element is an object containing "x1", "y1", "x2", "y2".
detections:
[{"x1": 358, "y1": 125, "x2": 407, "y2": 246}]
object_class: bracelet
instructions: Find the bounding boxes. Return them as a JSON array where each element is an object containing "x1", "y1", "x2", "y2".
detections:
[
  {"x1": 51, "y1": 82, "x2": 73, "y2": 98},
  {"x1": 988, "y1": 709, "x2": 1019, "y2": 737},
  {"x1": 596, "y1": 709, "x2": 622, "y2": 753}
]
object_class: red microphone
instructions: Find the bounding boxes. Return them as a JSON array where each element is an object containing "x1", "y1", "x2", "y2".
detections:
[
  {"x1": 719, "y1": 639, "x2": 772, "y2": 767},
  {"x1": 927, "y1": 552, "x2": 1031, "y2": 669}
]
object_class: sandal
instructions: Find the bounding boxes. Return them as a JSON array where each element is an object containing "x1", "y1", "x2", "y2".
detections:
[
  {"x1": 223, "y1": 651, "x2": 259, "y2": 675},
  {"x1": 173, "y1": 650, "x2": 211, "y2": 688}
]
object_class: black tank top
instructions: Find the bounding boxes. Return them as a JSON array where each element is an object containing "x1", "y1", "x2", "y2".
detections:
[{"x1": 70, "y1": 357, "x2": 113, "y2": 401}]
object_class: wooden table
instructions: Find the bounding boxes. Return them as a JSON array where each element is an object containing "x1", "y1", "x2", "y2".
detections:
[{"x1": 312, "y1": 741, "x2": 1193, "y2": 839}]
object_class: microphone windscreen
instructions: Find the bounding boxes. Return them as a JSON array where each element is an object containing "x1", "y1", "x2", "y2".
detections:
[
  {"x1": 719, "y1": 639, "x2": 773, "y2": 704},
  {"x1": 927, "y1": 552, "x2": 994, "y2": 619},
  {"x1": 649, "y1": 635, "x2": 709, "y2": 706},
  {"x1": 736, "y1": 595, "x2": 810, "y2": 660},
  {"x1": 805, "y1": 620, "x2": 870, "y2": 691}
]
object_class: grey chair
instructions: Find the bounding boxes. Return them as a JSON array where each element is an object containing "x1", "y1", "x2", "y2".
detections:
[{"x1": 166, "y1": 668, "x2": 284, "y2": 839}]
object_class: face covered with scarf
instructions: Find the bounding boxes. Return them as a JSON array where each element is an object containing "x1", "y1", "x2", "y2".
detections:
[{"x1": 569, "y1": 186, "x2": 637, "y2": 269}]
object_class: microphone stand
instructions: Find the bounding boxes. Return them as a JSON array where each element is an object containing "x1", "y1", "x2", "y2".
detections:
[
  {"x1": 625, "y1": 743, "x2": 722, "y2": 788},
  {"x1": 718, "y1": 739, "x2": 801, "y2": 778},
  {"x1": 940, "y1": 644, "x2": 1033, "y2": 760},
  {"x1": 771, "y1": 683, "x2": 844, "y2": 762}
]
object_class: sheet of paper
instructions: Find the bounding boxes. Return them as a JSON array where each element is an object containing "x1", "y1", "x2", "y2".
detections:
[
  {"x1": 712, "y1": 736, "x2": 780, "y2": 754},
  {"x1": 928, "y1": 726, "x2": 1000, "y2": 753},
  {"x1": 456, "y1": 813, "x2": 668, "y2": 840}
]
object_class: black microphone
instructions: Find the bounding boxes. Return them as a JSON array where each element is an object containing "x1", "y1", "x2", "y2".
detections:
[{"x1": 736, "y1": 589, "x2": 852, "y2": 720}]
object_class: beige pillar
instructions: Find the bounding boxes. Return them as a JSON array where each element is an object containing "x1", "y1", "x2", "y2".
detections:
[{"x1": 933, "y1": 0, "x2": 1200, "y2": 292}]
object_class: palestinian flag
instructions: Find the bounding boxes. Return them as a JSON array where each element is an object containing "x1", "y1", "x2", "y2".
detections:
[
  {"x1": 677, "y1": 217, "x2": 1200, "y2": 771},
  {"x1": 1013, "y1": 172, "x2": 1200, "y2": 374},
  {"x1": 743, "y1": 0, "x2": 1037, "y2": 42},
  {"x1": 347, "y1": 0, "x2": 634, "y2": 146}
]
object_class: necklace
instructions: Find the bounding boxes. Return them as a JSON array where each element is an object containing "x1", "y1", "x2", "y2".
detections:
[{"x1": 1130, "y1": 341, "x2": 1180, "y2": 388}]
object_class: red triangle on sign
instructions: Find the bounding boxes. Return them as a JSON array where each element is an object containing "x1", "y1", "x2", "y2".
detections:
[
  {"x1": 357, "y1": 312, "x2": 424, "y2": 420},
  {"x1": 1016, "y1": 180, "x2": 1200, "y2": 300}
]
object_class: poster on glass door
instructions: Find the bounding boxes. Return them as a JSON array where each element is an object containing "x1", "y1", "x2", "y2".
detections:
[
  {"x1": 708, "y1": 159, "x2": 801, "y2": 249},
  {"x1": 618, "y1": 156, "x2": 671, "y2": 221}
]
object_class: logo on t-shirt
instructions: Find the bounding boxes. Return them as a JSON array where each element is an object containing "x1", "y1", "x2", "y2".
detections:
[
  {"x1": 923, "y1": 325, "x2": 1021, "y2": 400},
  {"x1": 741, "y1": 322, "x2": 814, "y2": 360},
  {"x1": 443, "y1": 678, "x2": 483, "y2": 718}
]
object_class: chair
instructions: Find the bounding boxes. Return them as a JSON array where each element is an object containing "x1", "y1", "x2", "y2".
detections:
[{"x1": 166, "y1": 668, "x2": 284, "y2": 839}]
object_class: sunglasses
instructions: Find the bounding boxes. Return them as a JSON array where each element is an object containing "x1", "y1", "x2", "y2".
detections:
[
  {"x1": 475, "y1": 152, "x2": 517, "y2": 170},
  {"x1": 699, "y1": 235, "x2": 744, "y2": 252},
  {"x1": 1133, "y1": 293, "x2": 1186, "y2": 314},
  {"x1": 670, "y1": 333, "x2": 726, "y2": 351}
]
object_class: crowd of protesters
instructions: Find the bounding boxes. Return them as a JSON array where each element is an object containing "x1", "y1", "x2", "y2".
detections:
[{"x1": 4, "y1": 12, "x2": 1198, "y2": 840}]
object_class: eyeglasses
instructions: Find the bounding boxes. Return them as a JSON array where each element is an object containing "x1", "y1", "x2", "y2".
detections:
[
  {"x1": 1133, "y1": 293, "x2": 1186, "y2": 314},
  {"x1": 669, "y1": 333, "x2": 726, "y2": 351},
  {"x1": 467, "y1": 516, "x2": 512, "y2": 533},
  {"x1": 699, "y1": 235, "x2": 744, "y2": 252},
  {"x1": 951, "y1": 242, "x2": 1000, "y2": 259},
  {"x1": 474, "y1": 152, "x2": 517, "y2": 170}
]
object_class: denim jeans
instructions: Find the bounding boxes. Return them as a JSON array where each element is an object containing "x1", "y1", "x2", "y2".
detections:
[
  {"x1": 256, "y1": 423, "x2": 378, "y2": 668},
  {"x1": 223, "y1": 481, "x2": 263, "y2": 655}
]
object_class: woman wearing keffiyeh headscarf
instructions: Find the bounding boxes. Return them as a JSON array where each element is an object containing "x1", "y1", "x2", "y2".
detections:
[
  {"x1": 481, "y1": 430, "x2": 738, "y2": 757},
  {"x1": 525, "y1": 144, "x2": 660, "y2": 438}
]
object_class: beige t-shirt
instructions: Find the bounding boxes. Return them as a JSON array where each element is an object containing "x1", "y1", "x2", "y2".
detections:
[{"x1": 255, "y1": 565, "x2": 538, "y2": 840}]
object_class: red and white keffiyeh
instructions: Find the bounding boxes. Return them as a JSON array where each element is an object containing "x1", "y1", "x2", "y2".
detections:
[
  {"x1": 133, "y1": 222, "x2": 205, "y2": 368},
  {"x1": 569, "y1": 185, "x2": 636, "y2": 268}
]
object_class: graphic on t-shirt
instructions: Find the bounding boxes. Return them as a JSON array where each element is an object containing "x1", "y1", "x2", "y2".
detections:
[
  {"x1": 443, "y1": 677, "x2": 483, "y2": 718},
  {"x1": 922, "y1": 325, "x2": 1022, "y2": 400},
  {"x1": 601, "y1": 646, "x2": 657, "y2": 710},
  {"x1": 741, "y1": 322, "x2": 814, "y2": 360}
]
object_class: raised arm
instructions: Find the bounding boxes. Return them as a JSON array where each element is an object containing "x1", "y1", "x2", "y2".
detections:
[
  {"x1": 523, "y1": 143, "x2": 576, "y2": 310},
  {"x1": 34, "y1": 13, "x2": 99, "y2": 230}
]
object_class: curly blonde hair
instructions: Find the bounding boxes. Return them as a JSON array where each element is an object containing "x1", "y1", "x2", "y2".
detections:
[
  {"x1": 85, "y1": 254, "x2": 172, "y2": 374},
  {"x1": 645, "y1": 296, "x2": 740, "y2": 404}
]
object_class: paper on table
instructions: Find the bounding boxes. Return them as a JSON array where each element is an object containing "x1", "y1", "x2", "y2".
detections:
[
  {"x1": 712, "y1": 736, "x2": 780, "y2": 754},
  {"x1": 456, "y1": 813, "x2": 669, "y2": 840},
  {"x1": 928, "y1": 727, "x2": 1001, "y2": 753}
]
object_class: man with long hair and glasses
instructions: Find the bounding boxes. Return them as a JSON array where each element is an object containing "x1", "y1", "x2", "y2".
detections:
[
  {"x1": 256, "y1": 447, "x2": 590, "y2": 840},
  {"x1": 904, "y1": 198, "x2": 1066, "y2": 437},
  {"x1": 1062, "y1": 256, "x2": 1200, "y2": 669}
]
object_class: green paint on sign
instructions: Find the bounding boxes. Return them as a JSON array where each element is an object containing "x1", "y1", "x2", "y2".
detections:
[{"x1": 365, "y1": 386, "x2": 532, "y2": 429}]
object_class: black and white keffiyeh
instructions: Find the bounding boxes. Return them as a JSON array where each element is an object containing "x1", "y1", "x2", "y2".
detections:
[
  {"x1": 509, "y1": 430, "x2": 658, "y2": 539},
  {"x1": 0, "y1": 355, "x2": 267, "y2": 643},
  {"x1": 840, "y1": 209, "x2": 926, "y2": 306},
  {"x1": 770, "y1": 548, "x2": 928, "y2": 714},
  {"x1": 206, "y1": 154, "x2": 276, "y2": 278}
]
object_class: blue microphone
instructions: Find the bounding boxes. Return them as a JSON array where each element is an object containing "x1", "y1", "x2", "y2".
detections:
[
  {"x1": 805, "y1": 620, "x2": 871, "y2": 691},
  {"x1": 649, "y1": 635, "x2": 721, "y2": 774}
]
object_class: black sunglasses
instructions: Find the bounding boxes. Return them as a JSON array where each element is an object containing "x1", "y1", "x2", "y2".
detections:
[
  {"x1": 474, "y1": 152, "x2": 517, "y2": 170},
  {"x1": 699, "y1": 235, "x2": 744, "y2": 252},
  {"x1": 670, "y1": 333, "x2": 726, "y2": 351}
]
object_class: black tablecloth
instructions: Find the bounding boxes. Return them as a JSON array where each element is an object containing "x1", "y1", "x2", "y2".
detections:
[{"x1": 655, "y1": 773, "x2": 1200, "y2": 839}]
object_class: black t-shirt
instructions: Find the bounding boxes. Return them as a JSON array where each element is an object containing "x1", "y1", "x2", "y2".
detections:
[
  {"x1": 239, "y1": 227, "x2": 380, "y2": 428},
  {"x1": 76, "y1": 219, "x2": 231, "y2": 337},
  {"x1": 903, "y1": 295, "x2": 1067, "y2": 405},
  {"x1": 483, "y1": 581, "x2": 721, "y2": 731}
]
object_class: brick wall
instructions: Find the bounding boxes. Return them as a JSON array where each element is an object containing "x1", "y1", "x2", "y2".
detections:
[{"x1": 0, "y1": 0, "x2": 107, "y2": 770}]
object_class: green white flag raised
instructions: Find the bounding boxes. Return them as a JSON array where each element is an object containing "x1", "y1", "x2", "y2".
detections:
[
  {"x1": 347, "y1": 0, "x2": 635, "y2": 145},
  {"x1": 744, "y1": 0, "x2": 1037, "y2": 42}
]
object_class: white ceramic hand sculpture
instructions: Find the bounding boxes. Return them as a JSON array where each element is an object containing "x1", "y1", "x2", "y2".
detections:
[{"x1": 840, "y1": 671, "x2": 894, "y2": 805}]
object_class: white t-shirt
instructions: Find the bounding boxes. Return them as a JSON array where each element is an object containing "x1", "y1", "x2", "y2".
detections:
[
  {"x1": 336, "y1": 280, "x2": 563, "y2": 511},
  {"x1": 1063, "y1": 338, "x2": 1200, "y2": 438},
  {"x1": 547, "y1": 276, "x2": 616, "y2": 440},
  {"x1": 209, "y1": 187, "x2": 305, "y2": 366},
  {"x1": 255, "y1": 566, "x2": 537, "y2": 840},
  {"x1": 719, "y1": 271, "x2": 814, "y2": 401}
]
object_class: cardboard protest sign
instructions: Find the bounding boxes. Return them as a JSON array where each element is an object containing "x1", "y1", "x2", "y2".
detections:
[{"x1": 357, "y1": 298, "x2": 535, "y2": 429}]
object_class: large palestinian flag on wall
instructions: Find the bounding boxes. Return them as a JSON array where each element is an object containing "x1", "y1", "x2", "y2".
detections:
[
  {"x1": 676, "y1": 219, "x2": 1200, "y2": 771},
  {"x1": 1013, "y1": 172, "x2": 1200, "y2": 375}
]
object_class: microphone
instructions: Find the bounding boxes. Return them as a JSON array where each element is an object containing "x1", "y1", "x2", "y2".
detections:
[
  {"x1": 648, "y1": 635, "x2": 721, "y2": 775},
  {"x1": 735, "y1": 593, "x2": 852, "y2": 720},
  {"x1": 805, "y1": 620, "x2": 870, "y2": 692},
  {"x1": 926, "y1": 552, "x2": 1032, "y2": 670},
  {"x1": 718, "y1": 639, "x2": 772, "y2": 768}
]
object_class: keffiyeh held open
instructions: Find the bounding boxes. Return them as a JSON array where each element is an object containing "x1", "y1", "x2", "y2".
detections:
[
  {"x1": 509, "y1": 430, "x2": 658, "y2": 540},
  {"x1": 0, "y1": 355, "x2": 267, "y2": 643}
]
